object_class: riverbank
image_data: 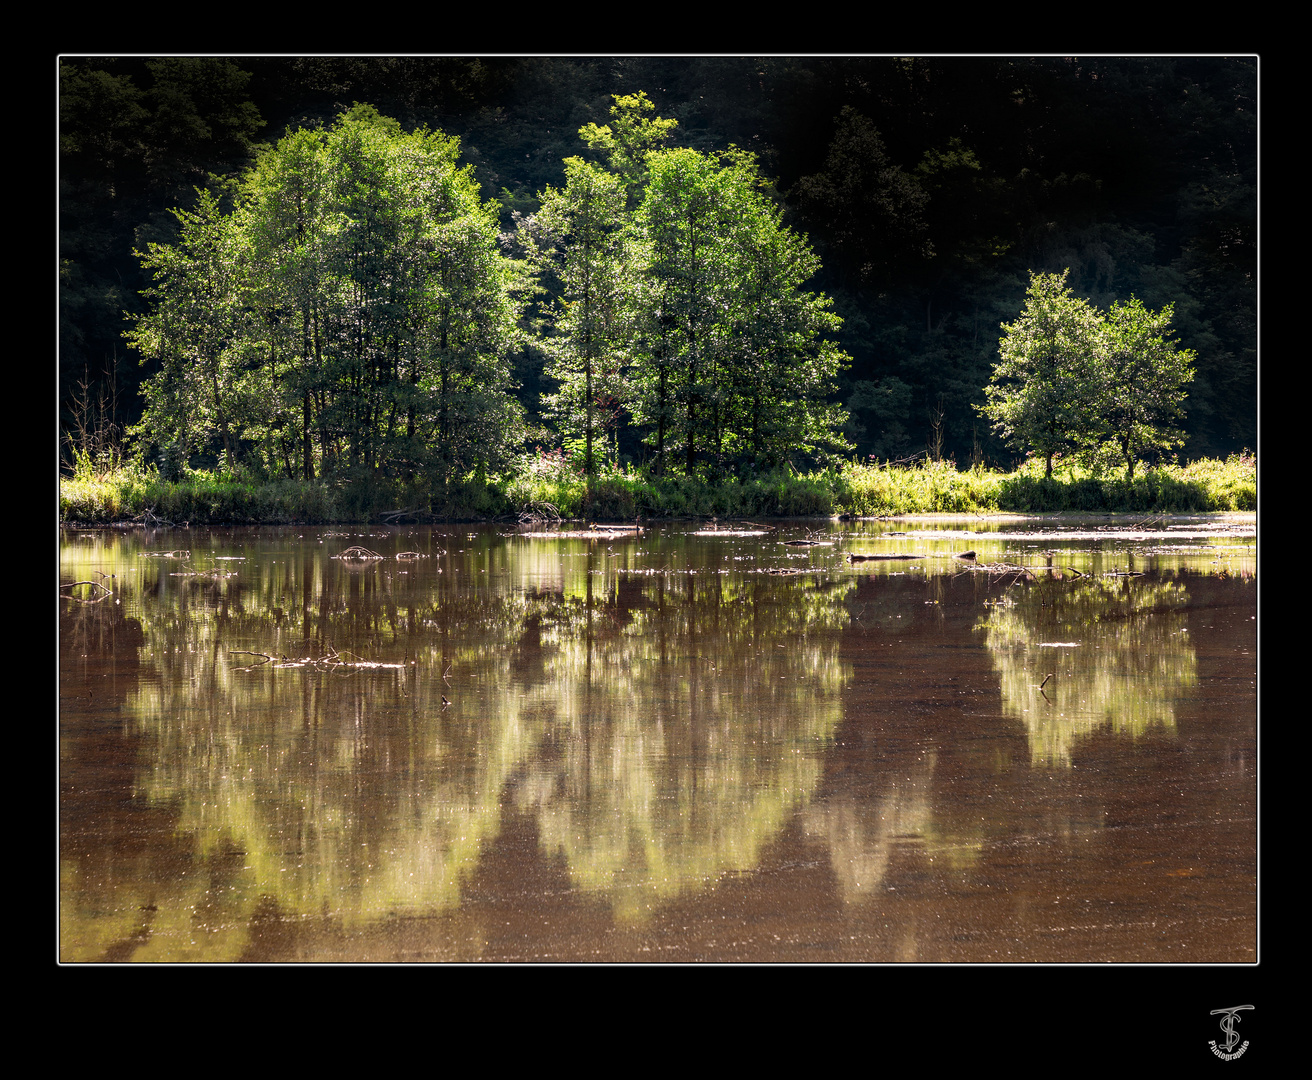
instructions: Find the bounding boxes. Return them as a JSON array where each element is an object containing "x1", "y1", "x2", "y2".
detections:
[{"x1": 58, "y1": 454, "x2": 1256, "y2": 527}]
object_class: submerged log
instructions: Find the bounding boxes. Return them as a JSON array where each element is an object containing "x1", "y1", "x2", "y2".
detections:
[{"x1": 847, "y1": 553, "x2": 924, "y2": 562}]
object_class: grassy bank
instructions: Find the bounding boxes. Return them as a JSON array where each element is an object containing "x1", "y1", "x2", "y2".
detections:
[{"x1": 59, "y1": 453, "x2": 1256, "y2": 526}]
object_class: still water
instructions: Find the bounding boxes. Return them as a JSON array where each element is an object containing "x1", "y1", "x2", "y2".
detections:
[{"x1": 59, "y1": 516, "x2": 1256, "y2": 963}]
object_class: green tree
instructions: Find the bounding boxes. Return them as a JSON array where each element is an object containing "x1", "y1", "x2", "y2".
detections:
[
  {"x1": 239, "y1": 126, "x2": 332, "y2": 479},
  {"x1": 126, "y1": 106, "x2": 527, "y2": 485},
  {"x1": 630, "y1": 146, "x2": 850, "y2": 477},
  {"x1": 578, "y1": 91, "x2": 679, "y2": 201},
  {"x1": 126, "y1": 188, "x2": 257, "y2": 473},
  {"x1": 1092, "y1": 296, "x2": 1195, "y2": 479},
  {"x1": 978, "y1": 269, "x2": 1102, "y2": 478},
  {"x1": 980, "y1": 270, "x2": 1196, "y2": 479},
  {"x1": 529, "y1": 157, "x2": 632, "y2": 477}
]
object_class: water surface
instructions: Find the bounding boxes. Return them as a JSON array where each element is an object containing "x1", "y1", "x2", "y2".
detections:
[{"x1": 59, "y1": 516, "x2": 1257, "y2": 962}]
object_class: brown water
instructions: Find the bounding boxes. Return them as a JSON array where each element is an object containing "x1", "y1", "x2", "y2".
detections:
[{"x1": 59, "y1": 517, "x2": 1257, "y2": 963}]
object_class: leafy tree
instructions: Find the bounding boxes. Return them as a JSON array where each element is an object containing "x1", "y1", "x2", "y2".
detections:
[
  {"x1": 239, "y1": 126, "x2": 332, "y2": 479},
  {"x1": 126, "y1": 188, "x2": 256, "y2": 472},
  {"x1": 630, "y1": 146, "x2": 850, "y2": 477},
  {"x1": 126, "y1": 106, "x2": 527, "y2": 485},
  {"x1": 578, "y1": 91, "x2": 679, "y2": 201},
  {"x1": 978, "y1": 269, "x2": 1103, "y2": 478},
  {"x1": 528, "y1": 156, "x2": 632, "y2": 476},
  {"x1": 980, "y1": 270, "x2": 1196, "y2": 479},
  {"x1": 1092, "y1": 296, "x2": 1195, "y2": 479}
]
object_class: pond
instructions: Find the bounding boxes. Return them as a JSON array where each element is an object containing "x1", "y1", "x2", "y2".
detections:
[{"x1": 59, "y1": 515, "x2": 1257, "y2": 963}]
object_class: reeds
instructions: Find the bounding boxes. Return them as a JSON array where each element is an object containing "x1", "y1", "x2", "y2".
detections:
[{"x1": 61, "y1": 453, "x2": 1255, "y2": 525}]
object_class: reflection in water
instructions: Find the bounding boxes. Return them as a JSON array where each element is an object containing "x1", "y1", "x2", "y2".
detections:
[
  {"x1": 979, "y1": 574, "x2": 1196, "y2": 767},
  {"x1": 62, "y1": 531, "x2": 852, "y2": 955},
  {"x1": 520, "y1": 572, "x2": 851, "y2": 922},
  {"x1": 801, "y1": 751, "x2": 977, "y2": 905},
  {"x1": 60, "y1": 522, "x2": 1256, "y2": 962}
]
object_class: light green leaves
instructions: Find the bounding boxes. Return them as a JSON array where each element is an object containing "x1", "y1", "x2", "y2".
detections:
[{"x1": 979, "y1": 269, "x2": 1195, "y2": 479}]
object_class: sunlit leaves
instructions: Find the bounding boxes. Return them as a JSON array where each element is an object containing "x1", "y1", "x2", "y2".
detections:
[
  {"x1": 978, "y1": 269, "x2": 1195, "y2": 479},
  {"x1": 630, "y1": 147, "x2": 851, "y2": 477},
  {"x1": 126, "y1": 108, "x2": 527, "y2": 484}
]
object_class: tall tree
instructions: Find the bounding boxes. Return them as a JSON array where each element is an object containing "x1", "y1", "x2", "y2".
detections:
[
  {"x1": 530, "y1": 156, "x2": 632, "y2": 476},
  {"x1": 1092, "y1": 297, "x2": 1195, "y2": 479},
  {"x1": 126, "y1": 188, "x2": 255, "y2": 473},
  {"x1": 978, "y1": 270, "x2": 1103, "y2": 479},
  {"x1": 630, "y1": 146, "x2": 850, "y2": 477},
  {"x1": 126, "y1": 106, "x2": 527, "y2": 485}
]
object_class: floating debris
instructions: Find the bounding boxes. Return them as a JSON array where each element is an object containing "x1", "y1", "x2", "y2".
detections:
[{"x1": 333, "y1": 546, "x2": 384, "y2": 560}]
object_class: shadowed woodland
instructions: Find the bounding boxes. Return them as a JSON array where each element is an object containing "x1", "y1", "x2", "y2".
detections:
[{"x1": 60, "y1": 56, "x2": 1256, "y2": 482}]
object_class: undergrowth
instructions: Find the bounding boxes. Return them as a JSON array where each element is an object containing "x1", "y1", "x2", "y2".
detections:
[{"x1": 60, "y1": 452, "x2": 1256, "y2": 525}]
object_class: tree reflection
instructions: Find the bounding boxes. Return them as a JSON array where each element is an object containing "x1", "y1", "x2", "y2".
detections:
[
  {"x1": 64, "y1": 531, "x2": 854, "y2": 954},
  {"x1": 978, "y1": 574, "x2": 1197, "y2": 767}
]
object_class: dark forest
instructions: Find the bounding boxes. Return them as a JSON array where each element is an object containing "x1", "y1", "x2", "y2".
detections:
[{"x1": 59, "y1": 56, "x2": 1257, "y2": 474}]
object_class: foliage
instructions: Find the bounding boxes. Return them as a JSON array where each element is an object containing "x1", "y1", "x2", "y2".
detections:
[
  {"x1": 979, "y1": 269, "x2": 1195, "y2": 480},
  {"x1": 794, "y1": 106, "x2": 930, "y2": 287},
  {"x1": 629, "y1": 146, "x2": 852, "y2": 478},
  {"x1": 60, "y1": 451, "x2": 1254, "y2": 525},
  {"x1": 527, "y1": 157, "x2": 632, "y2": 476},
  {"x1": 1093, "y1": 296, "x2": 1195, "y2": 479},
  {"x1": 124, "y1": 107, "x2": 528, "y2": 487},
  {"x1": 125, "y1": 187, "x2": 252, "y2": 473},
  {"x1": 578, "y1": 91, "x2": 679, "y2": 200},
  {"x1": 978, "y1": 270, "x2": 1103, "y2": 479},
  {"x1": 61, "y1": 59, "x2": 1256, "y2": 477}
]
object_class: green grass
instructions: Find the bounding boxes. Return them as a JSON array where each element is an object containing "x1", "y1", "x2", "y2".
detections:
[{"x1": 60, "y1": 453, "x2": 1256, "y2": 525}]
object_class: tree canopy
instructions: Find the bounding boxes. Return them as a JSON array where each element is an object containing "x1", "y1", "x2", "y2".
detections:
[
  {"x1": 65, "y1": 58, "x2": 1252, "y2": 480},
  {"x1": 979, "y1": 269, "x2": 1195, "y2": 478},
  {"x1": 127, "y1": 105, "x2": 528, "y2": 486}
]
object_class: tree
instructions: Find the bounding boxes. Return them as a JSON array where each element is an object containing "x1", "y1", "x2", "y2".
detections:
[
  {"x1": 629, "y1": 146, "x2": 851, "y2": 477},
  {"x1": 979, "y1": 269, "x2": 1195, "y2": 479},
  {"x1": 578, "y1": 91, "x2": 678, "y2": 202},
  {"x1": 126, "y1": 188, "x2": 257, "y2": 473},
  {"x1": 1093, "y1": 296, "x2": 1195, "y2": 479},
  {"x1": 126, "y1": 106, "x2": 527, "y2": 485},
  {"x1": 978, "y1": 269, "x2": 1103, "y2": 478},
  {"x1": 529, "y1": 156, "x2": 632, "y2": 477}
]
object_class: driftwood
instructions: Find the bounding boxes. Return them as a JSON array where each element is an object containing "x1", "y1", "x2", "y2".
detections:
[
  {"x1": 170, "y1": 564, "x2": 237, "y2": 579},
  {"x1": 848, "y1": 550, "x2": 976, "y2": 562},
  {"x1": 332, "y1": 546, "x2": 384, "y2": 560},
  {"x1": 230, "y1": 646, "x2": 407, "y2": 672},
  {"x1": 60, "y1": 579, "x2": 113, "y2": 603}
]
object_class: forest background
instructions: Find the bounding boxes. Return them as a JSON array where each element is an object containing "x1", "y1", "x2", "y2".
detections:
[{"x1": 59, "y1": 55, "x2": 1257, "y2": 504}]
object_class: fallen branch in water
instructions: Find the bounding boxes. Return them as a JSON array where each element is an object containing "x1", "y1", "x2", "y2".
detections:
[
  {"x1": 230, "y1": 646, "x2": 408, "y2": 672},
  {"x1": 519, "y1": 501, "x2": 562, "y2": 524},
  {"x1": 333, "y1": 546, "x2": 384, "y2": 560},
  {"x1": 60, "y1": 579, "x2": 113, "y2": 602},
  {"x1": 137, "y1": 508, "x2": 177, "y2": 527}
]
